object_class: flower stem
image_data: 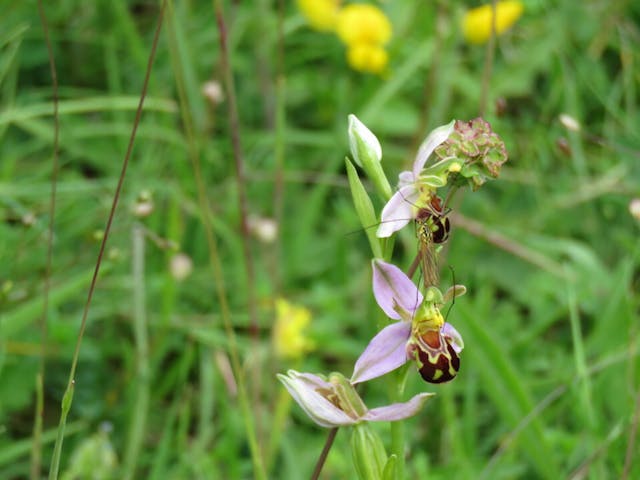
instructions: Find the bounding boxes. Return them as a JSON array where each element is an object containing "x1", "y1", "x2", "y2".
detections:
[
  {"x1": 389, "y1": 365, "x2": 410, "y2": 479},
  {"x1": 310, "y1": 427, "x2": 339, "y2": 480}
]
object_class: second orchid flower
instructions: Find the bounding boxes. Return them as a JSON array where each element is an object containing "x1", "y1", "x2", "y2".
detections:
[{"x1": 351, "y1": 259, "x2": 465, "y2": 385}]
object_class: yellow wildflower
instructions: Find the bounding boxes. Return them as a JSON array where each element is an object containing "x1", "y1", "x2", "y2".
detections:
[
  {"x1": 273, "y1": 298, "x2": 314, "y2": 360},
  {"x1": 297, "y1": 0, "x2": 342, "y2": 32},
  {"x1": 335, "y1": 4, "x2": 392, "y2": 47},
  {"x1": 346, "y1": 43, "x2": 388, "y2": 74},
  {"x1": 335, "y1": 4, "x2": 392, "y2": 74},
  {"x1": 462, "y1": 1, "x2": 524, "y2": 45}
]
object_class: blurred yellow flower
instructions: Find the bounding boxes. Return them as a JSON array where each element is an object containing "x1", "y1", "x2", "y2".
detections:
[
  {"x1": 336, "y1": 4, "x2": 392, "y2": 47},
  {"x1": 335, "y1": 4, "x2": 392, "y2": 74},
  {"x1": 297, "y1": 0, "x2": 342, "y2": 32},
  {"x1": 273, "y1": 298, "x2": 314, "y2": 360},
  {"x1": 346, "y1": 43, "x2": 388, "y2": 74},
  {"x1": 462, "y1": 1, "x2": 524, "y2": 45}
]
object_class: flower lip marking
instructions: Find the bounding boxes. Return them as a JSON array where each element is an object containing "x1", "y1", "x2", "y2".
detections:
[{"x1": 409, "y1": 328, "x2": 461, "y2": 384}]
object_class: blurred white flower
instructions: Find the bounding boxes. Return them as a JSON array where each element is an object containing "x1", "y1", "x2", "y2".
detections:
[
  {"x1": 248, "y1": 215, "x2": 278, "y2": 243},
  {"x1": 629, "y1": 198, "x2": 640, "y2": 221},
  {"x1": 559, "y1": 113, "x2": 581, "y2": 132},
  {"x1": 170, "y1": 253, "x2": 193, "y2": 281},
  {"x1": 202, "y1": 80, "x2": 225, "y2": 105}
]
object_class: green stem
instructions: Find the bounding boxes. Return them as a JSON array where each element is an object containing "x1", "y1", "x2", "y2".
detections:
[
  {"x1": 212, "y1": 0, "x2": 264, "y2": 454},
  {"x1": 165, "y1": 2, "x2": 266, "y2": 477},
  {"x1": 122, "y1": 224, "x2": 150, "y2": 480},
  {"x1": 33, "y1": 1, "x2": 60, "y2": 477},
  {"x1": 389, "y1": 366, "x2": 410, "y2": 479}
]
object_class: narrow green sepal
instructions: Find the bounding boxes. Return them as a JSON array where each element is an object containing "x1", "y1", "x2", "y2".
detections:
[
  {"x1": 351, "y1": 423, "x2": 388, "y2": 480},
  {"x1": 382, "y1": 454, "x2": 397, "y2": 480},
  {"x1": 345, "y1": 158, "x2": 383, "y2": 259}
]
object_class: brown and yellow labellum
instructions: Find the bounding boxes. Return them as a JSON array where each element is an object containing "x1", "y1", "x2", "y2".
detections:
[{"x1": 409, "y1": 329, "x2": 460, "y2": 384}]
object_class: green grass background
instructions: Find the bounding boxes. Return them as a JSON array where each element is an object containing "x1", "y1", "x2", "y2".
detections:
[{"x1": 1, "y1": 0, "x2": 639, "y2": 478}]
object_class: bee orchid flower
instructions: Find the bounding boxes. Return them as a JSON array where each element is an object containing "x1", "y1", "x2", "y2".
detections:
[
  {"x1": 351, "y1": 259, "x2": 464, "y2": 384},
  {"x1": 377, "y1": 121, "x2": 457, "y2": 238},
  {"x1": 377, "y1": 118, "x2": 508, "y2": 238},
  {"x1": 277, "y1": 370, "x2": 433, "y2": 428}
]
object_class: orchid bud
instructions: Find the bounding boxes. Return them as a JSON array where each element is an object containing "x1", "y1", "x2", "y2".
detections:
[
  {"x1": 348, "y1": 114, "x2": 393, "y2": 200},
  {"x1": 351, "y1": 423, "x2": 387, "y2": 480}
]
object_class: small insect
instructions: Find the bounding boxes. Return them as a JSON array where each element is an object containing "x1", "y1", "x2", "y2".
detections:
[
  {"x1": 415, "y1": 195, "x2": 450, "y2": 245},
  {"x1": 414, "y1": 195, "x2": 450, "y2": 288}
]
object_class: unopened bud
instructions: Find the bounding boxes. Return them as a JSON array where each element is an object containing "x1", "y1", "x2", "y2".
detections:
[
  {"x1": 348, "y1": 114, "x2": 393, "y2": 199},
  {"x1": 348, "y1": 114, "x2": 381, "y2": 168},
  {"x1": 351, "y1": 423, "x2": 387, "y2": 480}
]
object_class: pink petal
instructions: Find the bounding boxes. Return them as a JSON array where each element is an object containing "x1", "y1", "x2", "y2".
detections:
[
  {"x1": 364, "y1": 393, "x2": 434, "y2": 422},
  {"x1": 278, "y1": 371, "x2": 357, "y2": 427},
  {"x1": 351, "y1": 321, "x2": 412, "y2": 384},
  {"x1": 397, "y1": 170, "x2": 414, "y2": 187},
  {"x1": 376, "y1": 185, "x2": 419, "y2": 238},
  {"x1": 372, "y1": 259, "x2": 423, "y2": 320},
  {"x1": 413, "y1": 121, "x2": 455, "y2": 177}
]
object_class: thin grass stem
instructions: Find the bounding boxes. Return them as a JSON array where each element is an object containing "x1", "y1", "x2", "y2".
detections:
[
  {"x1": 272, "y1": 0, "x2": 286, "y2": 291},
  {"x1": 47, "y1": 3, "x2": 166, "y2": 478},
  {"x1": 165, "y1": 2, "x2": 266, "y2": 478},
  {"x1": 212, "y1": 0, "x2": 265, "y2": 457},
  {"x1": 32, "y1": 2, "x2": 59, "y2": 478}
]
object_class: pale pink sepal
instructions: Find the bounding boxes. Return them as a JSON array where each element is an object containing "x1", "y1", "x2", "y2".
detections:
[
  {"x1": 351, "y1": 321, "x2": 412, "y2": 384},
  {"x1": 372, "y1": 259, "x2": 423, "y2": 320},
  {"x1": 364, "y1": 392, "x2": 434, "y2": 422}
]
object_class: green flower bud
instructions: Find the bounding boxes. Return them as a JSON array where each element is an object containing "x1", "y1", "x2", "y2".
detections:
[
  {"x1": 351, "y1": 423, "x2": 387, "y2": 480},
  {"x1": 382, "y1": 454, "x2": 397, "y2": 480},
  {"x1": 348, "y1": 114, "x2": 381, "y2": 168},
  {"x1": 348, "y1": 114, "x2": 393, "y2": 200}
]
